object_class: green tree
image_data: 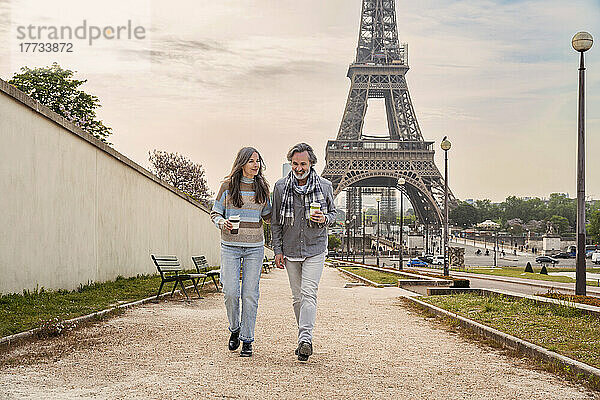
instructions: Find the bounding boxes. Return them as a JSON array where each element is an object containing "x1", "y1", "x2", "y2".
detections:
[
  {"x1": 549, "y1": 215, "x2": 570, "y2": 234},
  {"x1": 328, "y1": 234, "x2": 341, "y2": 250},
  {"x1": 449, "y1": 201, "x2": 479, "y2": 227},
  {"x1": 588, "y1": 205, "x2": 600, "y2": 244},
  {"x1": 8, "y1": 63, "x2": 112, "y2": 143},
  {"x1": 547, "y1": 193, "x2": 576, "y2": 229}
]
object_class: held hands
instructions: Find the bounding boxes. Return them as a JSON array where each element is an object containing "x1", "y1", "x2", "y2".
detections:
[
  {"x1": 275, "y1": 254, "x2": 286, "y2": 269},
  {"x1": 310, "y1": 210, "x2": 326, "y2": 224}
]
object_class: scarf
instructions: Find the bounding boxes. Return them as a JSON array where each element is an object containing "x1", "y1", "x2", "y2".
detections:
[{"x1": 279, "y1": 167, "x2": 327, "y2": 228}]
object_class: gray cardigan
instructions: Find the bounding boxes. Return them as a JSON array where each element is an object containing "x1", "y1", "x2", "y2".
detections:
[{"x1": 271, "y1": 175, "x2": 337, "y2": 258}]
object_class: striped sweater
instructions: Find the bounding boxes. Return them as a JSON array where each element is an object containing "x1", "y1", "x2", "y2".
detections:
[{"x1": 210, "y1": 177, "x2": 272, "y2": 247}]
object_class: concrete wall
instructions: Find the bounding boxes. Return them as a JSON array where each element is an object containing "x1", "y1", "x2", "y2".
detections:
[{"x1": 0, "y1": 79, "x2": 222, "y2": 294}]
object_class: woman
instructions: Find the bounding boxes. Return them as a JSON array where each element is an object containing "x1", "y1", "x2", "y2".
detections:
[{"x1": 210, "y1": 147, "x2": 271, "y2": 357}]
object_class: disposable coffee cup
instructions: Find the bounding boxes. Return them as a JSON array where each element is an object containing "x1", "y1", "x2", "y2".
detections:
[
  {"x1": 229, "y1": 215, "x2": 240, "y2": 234},
  {"x1": 310, "y1": 202, "x2": 321, "y2": 217}
]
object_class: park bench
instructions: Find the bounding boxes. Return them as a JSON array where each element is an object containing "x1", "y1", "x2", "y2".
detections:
[
  {"x1": 151, "y1": 254, "x2": 204, "y2": 301},
  {"x1": 192, "y1": 256, "x2": 221, "y2": 292}
]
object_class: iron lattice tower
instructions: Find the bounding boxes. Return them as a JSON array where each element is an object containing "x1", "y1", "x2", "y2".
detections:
[{"x1": 322, "y1": 0, "x2": 456, "y2": 226}]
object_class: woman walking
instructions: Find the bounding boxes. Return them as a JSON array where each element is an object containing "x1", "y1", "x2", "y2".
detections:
[{"x1": 210, "y1": 147, "x2": 272, "y2": 357}]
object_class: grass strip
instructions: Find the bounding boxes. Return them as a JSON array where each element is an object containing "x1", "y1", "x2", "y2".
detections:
[
  {"x1": 339, "y1": 267, "x2": 409, "y2": 284},
  {"x1": 421, "y1": 293, "x2": 600, "y2": 369},
  {"x1": 0, "y1": 271, "x2": 219, "y2": 338},
  {"x1": 465, "y1": 266, "x2": 600, "y2": 286}
]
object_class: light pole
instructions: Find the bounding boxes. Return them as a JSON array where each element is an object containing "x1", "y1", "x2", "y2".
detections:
[
  {"x1": 376, "y1": 197, "x2": 381, "y2": 266},
  {"x1": 352, "y1": 215, "x2": 357, "y2": 262},
  {"x1": 346, "y1": 219, "x2": 351, "y2": 261},
  {"x1": 441, "y1": 136, "x2": 451, "y2": 276},
  {"x1": 398, "y1": 178, "x2": 406, "y2": 269},
  {"x1": 573, "y1": 32, "x2": 593, "y2": 296},
  {"x1": 362, "y1": 209, "x2": 366, "y2": 264}
]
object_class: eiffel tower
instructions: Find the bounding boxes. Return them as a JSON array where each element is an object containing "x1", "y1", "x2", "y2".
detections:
[{"x1": 322, "y1": 0, "x2": 456, "y2": 229}]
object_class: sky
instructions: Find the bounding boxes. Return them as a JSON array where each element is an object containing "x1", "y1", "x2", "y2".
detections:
[{"x1": 0, "y1": 0, "x2": 599, "y2": 205}]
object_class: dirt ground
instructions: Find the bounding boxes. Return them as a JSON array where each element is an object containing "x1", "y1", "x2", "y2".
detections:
[{"x1": 1, "y1": 266, "x2": 598, "y2": 399}]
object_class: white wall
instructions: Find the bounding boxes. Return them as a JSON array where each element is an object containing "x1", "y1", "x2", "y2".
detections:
[{"x1": 0, "y1": 80, "x2": 222, "y2": 294}]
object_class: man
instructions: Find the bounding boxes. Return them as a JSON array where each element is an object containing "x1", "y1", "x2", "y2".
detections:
[{"x1": 271, "y1": 143, "x2": 337, "y2": 362}]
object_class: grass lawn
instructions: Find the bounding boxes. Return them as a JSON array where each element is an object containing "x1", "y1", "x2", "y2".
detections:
[
  {"x1": 0, "y1": 271, "x2": 219, "y2": 338},
  {"x1": 465, "y1": 266, "x2": 600, "y2": 287},
  {"x1": 422, "y1": 293, "x2": 600, "y2": 369},
  {"x1": 339, "y1": 266, "x2": 409, "y2": 285}
]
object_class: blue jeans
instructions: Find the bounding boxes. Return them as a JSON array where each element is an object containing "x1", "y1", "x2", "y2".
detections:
[{"x1": 220, "y1": 244, "x2": 264, "y2": 343}]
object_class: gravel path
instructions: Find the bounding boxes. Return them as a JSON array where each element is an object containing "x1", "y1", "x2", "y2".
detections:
[{"x1": 1, "y1": 266, "x2": 597, "y2": 399}]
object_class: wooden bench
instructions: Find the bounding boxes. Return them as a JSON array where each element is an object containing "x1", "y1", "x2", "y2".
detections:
[
  {"x1": 151, "y1": 255, "x2": 205, "y2": 301},
  {"x1": 192, "y1": 256, "x2": 221, "y2": 292}
]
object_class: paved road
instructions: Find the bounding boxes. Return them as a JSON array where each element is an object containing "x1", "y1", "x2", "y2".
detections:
[{"x1": 1, "y1": 267, "x2": 596, "y2": 399}]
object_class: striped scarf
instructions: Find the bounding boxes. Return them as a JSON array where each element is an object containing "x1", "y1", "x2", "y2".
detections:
[{"x1": 279, "y1": 167, "x2": 327, "y2": 228}]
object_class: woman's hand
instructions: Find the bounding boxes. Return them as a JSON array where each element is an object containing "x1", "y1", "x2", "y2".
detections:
[
  {"x1": 310, "y1": 210, "x2": 326, "y2": 224},
  {"x1": 221, "y1": 219, "x2": 233, "y2": 232}
]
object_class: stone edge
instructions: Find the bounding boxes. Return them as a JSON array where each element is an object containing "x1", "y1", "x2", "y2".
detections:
[
  {"x1": 0, "y1": 78, "x2": 210, "y2": 215},
  {"x1": 403, "y1": 295, "x2": 600, "y2": 381}
]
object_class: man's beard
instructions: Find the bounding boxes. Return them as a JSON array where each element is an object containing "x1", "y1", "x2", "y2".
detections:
[{"x1": 294, "y1": 169, "x2": 310, "y2": 180}]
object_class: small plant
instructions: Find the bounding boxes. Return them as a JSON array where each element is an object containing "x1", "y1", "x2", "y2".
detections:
[
  {"x1": 540, "y1": 265, "x2": 548, "y2": 275},
  {"x1": 36, "y1": 318, "x2": 76, "y2": 338}
]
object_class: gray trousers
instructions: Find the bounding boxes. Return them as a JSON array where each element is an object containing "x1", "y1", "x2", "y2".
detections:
[{"x1": 284, "y1": 252, "x2": 326, "y2": 344}]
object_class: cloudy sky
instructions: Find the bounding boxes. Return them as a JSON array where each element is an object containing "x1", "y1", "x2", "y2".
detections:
[{"x1": 0, "y1": 0, "x2": 599, "y2": 204}]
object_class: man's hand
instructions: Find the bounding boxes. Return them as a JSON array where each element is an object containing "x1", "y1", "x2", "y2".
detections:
[
  {"x1": 275, "y1": 254, "x2": 285, "y2": 269},
  {"x1": 310, "y1": 210, "x2": 326, "y2": 224}
]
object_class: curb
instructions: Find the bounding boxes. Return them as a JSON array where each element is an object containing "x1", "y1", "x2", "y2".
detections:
[
  {"x1": 0, "y1": 284, "x2": 206, "y2": 347},
  {"x1": 403, "y1": 295, "x2": 600, "y2": 382},
  {"x1": 335, "y1": 267, "x2": 386, "y2": 288}
]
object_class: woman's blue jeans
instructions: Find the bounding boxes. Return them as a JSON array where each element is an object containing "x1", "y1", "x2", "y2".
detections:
[{"x1": 220, "y1": 244, "x2": 264, "y2": 343}]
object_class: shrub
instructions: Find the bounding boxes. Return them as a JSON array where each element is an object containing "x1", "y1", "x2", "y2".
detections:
[{"x1": 524, "y1": 262, "x2": 534, "y2": 273}]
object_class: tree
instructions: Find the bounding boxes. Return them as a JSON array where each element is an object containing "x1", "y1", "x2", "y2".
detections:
[
  {"x1": 547, "y1": 193, "x2": 576, "y2": 229},
  {"x1": 548, "y1": 215, "x2": 570, "y2": 234},
  {"x1": 588, "y1": 206, "x2": 600, "y2": 244},
  {"x1": 328, "y1": 234, "x2": 341, "y2": 251},
  {"x1": 8, "y1": 63, "x2": 112, "y2": 143},
  {"x1": 148, "y1": 150, "x2": 212, "y2": 205},
  {"x1": 449, "y1": 201, "x2": 479, "y2": 227}
]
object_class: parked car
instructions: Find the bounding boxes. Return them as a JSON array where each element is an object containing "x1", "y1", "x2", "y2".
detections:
[
  {"x1": 535, "y1": 256, "x2": 558, "y2": 264},
  {"x1": 408, "y1": 258, "x2": 429, "y2": 267},
  {"x1": 592, "y1": 251, "x2": 600, "y2": 265},
  {"x1": 418, "y1": 254, "x2": 433, "y2": 264},
  {"x1": 553, "y1": 252, "x2": 575, "y2": 259},
  {"x1": 431, "y1": 255, "x2": 445, "y2": 265}
]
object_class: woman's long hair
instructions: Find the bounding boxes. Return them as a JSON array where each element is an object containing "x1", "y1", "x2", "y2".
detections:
[{"x1": 225, "y1": 147, "x2": 270, "y2": 208}]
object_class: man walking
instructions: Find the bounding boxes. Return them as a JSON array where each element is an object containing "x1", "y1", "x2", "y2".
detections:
[{"x1": 271, "y1": 143, "x2": 337, "y2": 362}]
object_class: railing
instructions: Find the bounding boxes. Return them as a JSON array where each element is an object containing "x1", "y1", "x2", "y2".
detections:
[{"x1": 327, "y1": 140, "x2": 433, "y2": 151}]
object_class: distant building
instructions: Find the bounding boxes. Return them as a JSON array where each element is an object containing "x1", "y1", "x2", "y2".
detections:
[{"x1": 465, "y1": 199, "x2": 474, "y2": 205}]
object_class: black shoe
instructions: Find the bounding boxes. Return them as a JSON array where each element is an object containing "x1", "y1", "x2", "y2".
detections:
[
  {"x1": 228, "y1": 330, "x2": 240, "y2": 351},
  {"x1": 297, "y1": 341, "x2": 312, "y2": 361},
  {"x1": 240, "y1": 342, "x2": 253, "y2": 357}
]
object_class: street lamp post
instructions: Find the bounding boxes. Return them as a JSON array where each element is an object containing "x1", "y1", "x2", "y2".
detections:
[
  {"x1": 346, "y1": 219, "x2": 350, "y2": 261},
  {"x1": 362, "y1": 209, "x2": 366, "y2": 264},
  {"x1": 441, "y1": 136, "x2": 451, "y2": 276},
  {"x1": 398, "y1": 178, "x2": 406, "y2": 269},
  {"x1": 573, "y1": 32, "x2": 593, "y2": 296},
  {"x1": 352, "y1": 215, "x2": 357, "y2": 262},
  {"x1": 376, "y1": 197, "x2": 381, "y2": 267}
]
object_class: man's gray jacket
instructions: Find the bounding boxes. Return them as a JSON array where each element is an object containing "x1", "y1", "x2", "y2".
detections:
[{"x1": 271, "y1": 175, "x2": 337, "y2": 258}]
